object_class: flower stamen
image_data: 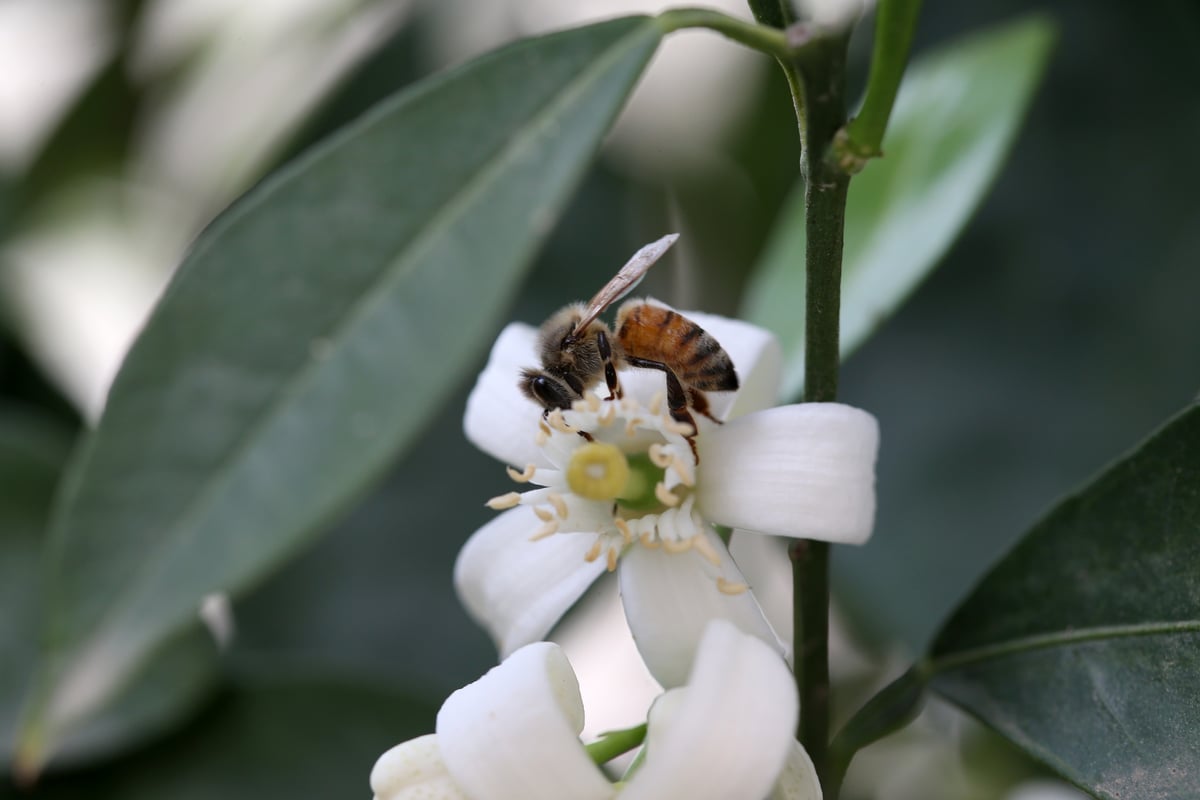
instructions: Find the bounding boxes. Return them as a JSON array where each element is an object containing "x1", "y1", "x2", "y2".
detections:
[
  {"x1": 486, "y1": 492, "x2": 521, "y2": 510},
  {"x1": 655, "y1": 482, "x2": 681, "y2": 507},
  {"x1": 716, "y1": 578, "x2": 749, "y2": 595},
  {"x1": 530, "y1": 520, "x2": 559, "y2": 541},
  {"x1": 584, "y1": 539, "x2": 604, "y2": 562},
  {"x1": 506, "y1": 464, "x2": 537, "y2": 483},
  {"x1": 546, "y1": 491, "x2": 569, "y2": 519},
  {"x1": 662, "y1": 537, "x2": 692, "y2": 554},
  {"x1": 614, "y1": 517, "x2": 633, "y2": 545},
  {"x1": 692, "y1": 533, "x2": 722, "y2": 567},
  {"x1": 533, "y1": 506, "x2": 555, "y2": 522},
  {"x1": 647, "y1": 443, "x2": 672, "y2": 469}
]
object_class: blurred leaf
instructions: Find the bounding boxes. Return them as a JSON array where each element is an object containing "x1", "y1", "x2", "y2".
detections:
[
  {"x1": 929, "y1": 403, "x2": 1200, "y2": 798},
  {"x1": 228, "y1": 168, "x2": 660, "y2": 696},
  {"x1": 829, "y1": 665, "x2": 926, "y2": 792},
  {"x1": 7, "y1": 51, "x2": 140, "y2": 230},
  {"x1": 5, "y1": 681, "x2": 434, "y2": 800},
  {"x1": 0, "y1": 411, "x2": 219, "y2": 773},
  {"x1": 743, "y1": 15, "x2": 1056, "y2": 400},
  {"x1": 20, "y1": 16, "x2": 662, "y2": 766}
]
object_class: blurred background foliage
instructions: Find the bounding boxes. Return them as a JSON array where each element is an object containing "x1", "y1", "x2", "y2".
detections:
[{"x1": 0, "y1": 0, "x2": 1196, "y2": 798}]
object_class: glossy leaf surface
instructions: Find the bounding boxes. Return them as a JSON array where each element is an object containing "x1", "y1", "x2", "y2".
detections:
[
  {"x1": 23, "y1": 16, "x2": 661, "y2": 762},
  {"x1": 743, "y1": 16, "x2": 1055, "y2": 400},
  {"x1": 930, "y1": 404, "x2": 1200, "y2": 799}
]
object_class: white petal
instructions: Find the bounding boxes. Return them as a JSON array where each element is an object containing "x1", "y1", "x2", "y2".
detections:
[
  {"x1": 683, "y1": 310, "x2": 783, "y2": 419},
  {"x1": 437, "y1": 642, "x2": 613, "y2": 800},
  {"x1": 618, "y1": 527, "x2": 784, "y2": 688},
  {"x1": 697, "y1": 403, "x2": 879, "y2": 543},
  {"x1": 463, "y1": 322, "x2": 551, "y2": 468},
  {"x1": 769, "y1": 741, "x2": 823, "y2": 800},
  {"x1": 455, "y1": 506, "x2": 606, "y2": 657},
  {"x1": 729, "y1": 532, "x2": 793, "y2": 659},
  {"x1": 621, "y1": 621, "x2": 798, "y2": 800},
  {"x1": 370, "y1": 735, "x2": 469, "y2": 800}
]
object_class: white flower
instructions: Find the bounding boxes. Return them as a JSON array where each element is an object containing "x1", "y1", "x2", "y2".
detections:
[
  {"x1": 370, "y1": 620, "x2": 821, "y2": 800},
  {"x1": 458, "y1": 311, "x2": 878, "y2": 686}
]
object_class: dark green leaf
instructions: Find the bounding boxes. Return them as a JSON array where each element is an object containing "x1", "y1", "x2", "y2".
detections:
[
  {"x1": 22, "y1": 16, "x2": 661, "y2": 765},
  {"x1": 828, "y1": 664, "x2": 927, "y2": 793},
  {"x1": 743, "y1": 15, "x2": 1056, "y2": 400},
  {"x1": 5, "y1": 681, "x2": 434, "y2": 800},
  {"x1": 0, "y1": 411, "x2": 218, "y2": 773},
  {"x1": 930, "y1": 404, "x2": 1200, "y2": 799}
]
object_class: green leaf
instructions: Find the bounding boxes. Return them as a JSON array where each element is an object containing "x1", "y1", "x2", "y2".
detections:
[
  {"x1": 5, "y1": 681, "x2": 435, "y2": 800},
  {"x1": 0, "y1": 411, "x2": 218, "y2": 773},
  {"x1": 929, "y1": 404, "x2": 1200, "y2": 799},
  {"x1": 742, "y1": 15, "x2": 1056, "y2": 400},
  {"x1": 828, "y1": 664, "x2": 926, "y2": 793},
  {"x1": 21, "y1": 16, "x2": 661, "y2": 766}
]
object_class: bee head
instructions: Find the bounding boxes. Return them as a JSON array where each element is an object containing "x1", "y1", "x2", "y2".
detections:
[{"x1": 519, "y1": 368, "x2": 579, "y2": 411}]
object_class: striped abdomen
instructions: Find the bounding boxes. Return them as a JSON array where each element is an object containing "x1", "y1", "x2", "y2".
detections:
[{"x1": 614, "y1": 301, "x2": 739, "y2": 392}]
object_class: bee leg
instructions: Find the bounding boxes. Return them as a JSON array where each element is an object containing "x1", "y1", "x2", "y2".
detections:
[
  {"x1": 624, "y1": 356, "x2": 701, "y2": 461},
  {"x1": 686, "y1": 387, "x2": 723, "y2": 425},
  {"x1": 595, "y1": 329, "x2": 623, "y2": 400}
]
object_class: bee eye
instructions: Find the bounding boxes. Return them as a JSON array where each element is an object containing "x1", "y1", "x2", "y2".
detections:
[{"x1": 526, "y1": 375, "x2": 572, "y2": 409}]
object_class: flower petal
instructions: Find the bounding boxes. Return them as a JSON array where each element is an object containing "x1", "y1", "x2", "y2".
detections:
[
  {"x1": 455, "y1": 506, "x2": 607, "y2": 657},
  {"x1": 618, "y1": 526, "x2": 784, "y2": 688},
  {"x1": 370, "y1": 735, "x2": 469, "y2": 800},
  {"x1": 437, "y1": 642, "x2": 613, "y2": 800},
  {"x1": 683, "y1": 310, "x2": 783, "y2": 419},
  {"x1": 621, "y1": 620, "x2": 798, "y2": 800},
  {"x1": 697, "y1": 403, "x2": 879, "y2": 543},
  {"x1": 463, "y1": 322, "x2": 550, "y2": 468},
  {"x1": 769, "y1": 741, "x2": 823, "y2": 800},
  {"x1": 728, "y1": 532, "x2": 793, "y2": 657}
]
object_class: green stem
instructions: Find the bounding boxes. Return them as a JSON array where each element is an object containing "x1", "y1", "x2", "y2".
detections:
[
  {"x1": 656, "y1": 7, "x2": 794, "y2": 61},
  {"x1": 787, "y1": 31, "x2": 853, "y2": 796},
  {"x1": 585, "y1": 723, "x2": 647, "y2": 765},
  {"x1": 833, "y1": 0, "x2": 923, "y2": 173}
]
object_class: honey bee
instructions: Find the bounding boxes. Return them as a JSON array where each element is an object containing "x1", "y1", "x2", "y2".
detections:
[{"x1": 519, "y1": 234, "x2": 739, "y2": 436}]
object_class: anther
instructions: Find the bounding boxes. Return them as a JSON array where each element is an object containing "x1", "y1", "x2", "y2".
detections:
[
  {"x1": 648, "y1": 391, "x2": 664, "y2": 416},
  {"x1": 639, "y1": 532, "x2": 661, "y2": 549},
  {"x1": 662, "y1": 537, "x2": 692, "y2": 554},
  {"x1": 614, "y1": 517, "x2": 633, "y2": 545},
  {"x1": 547, "y1": 409, "x2": 575, "y2": 434},
  {"x1": 486, "y1": 492, "x2": 521, "y2": 510},
  {"x1": 606, "y1": 547, "x2": 618, "y2": 572},
  {"x1": 717, "y1": 578, "x2": 749, "y2": 595},
  {"x1": 597, "y1": 404, "x2": 616, "y2": 426},
  {"x1": 655, "y1": 482, "x2": 681, "y2": 507},
  {"x1": 584, "y1": 540, "x2": 603, "y2": 562},
  {"x1": 547, "y1": 492, "x2": 569, "y2": 519},
  {"x1": 530, "y1": 520, "x2": 559, "y2": 541},
  {"x1": 533, "y1": 506, "x2": 555, "y2": 522},
  {"x1": 647, "y1": 443, "x2": 672, "y2": 469},
  {"x1": 506, "y1": 464, "x2": 537, "y2": 483},
  {"x1": 692, "y1": 534, "x2": 722, "y2": 567}
]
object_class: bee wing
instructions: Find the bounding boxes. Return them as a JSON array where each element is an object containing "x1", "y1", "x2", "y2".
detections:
[{"x1": 572, "y1": 233, "x2": 680, "y2": 335}]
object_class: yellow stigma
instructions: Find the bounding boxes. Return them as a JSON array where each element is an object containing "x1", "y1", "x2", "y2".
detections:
[{"x1": 567, "y1": 442, "x2": 630, "y2": 501}]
